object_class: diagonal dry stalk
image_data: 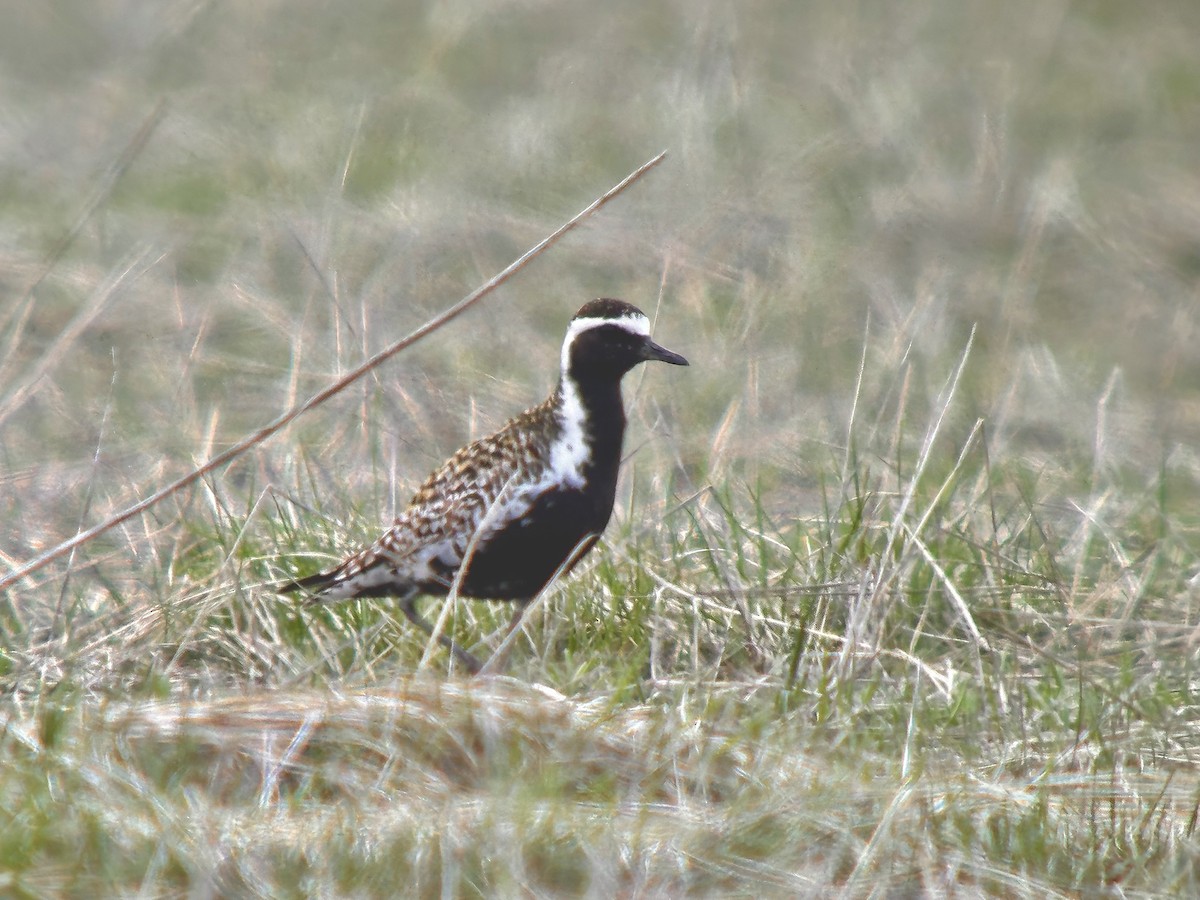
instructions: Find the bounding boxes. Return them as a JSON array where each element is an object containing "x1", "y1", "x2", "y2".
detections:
[
  {"x1": 417, "y1": 470, "x2": 521, "y2": 674},
  {"x1": 415, "y1": 470, "x2": 592, "y2": 676},
  {"x1": 0, "y1": 150, "x2": 669, "y2": 593},
  {"x1": 475, "y1": 533, "x2": 598, "y2": 677}
]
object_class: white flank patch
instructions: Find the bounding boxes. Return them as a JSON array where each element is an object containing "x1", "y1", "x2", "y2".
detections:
[
  {"x1": 333, "y1": 563, "x2": 407, "y2": 599},
  {"x1": 417, "y1": 541, "x2": 463, "y2": 583}
]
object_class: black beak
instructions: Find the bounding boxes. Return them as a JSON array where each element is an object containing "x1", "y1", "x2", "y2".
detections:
[{"x1": 642, "y1": 338, "x2": 689, "y2": 367}]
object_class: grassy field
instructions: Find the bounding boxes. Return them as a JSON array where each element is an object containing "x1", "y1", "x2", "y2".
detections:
[{"x1": 3, "y1": 0, "x2": 1200, "y2": 895}]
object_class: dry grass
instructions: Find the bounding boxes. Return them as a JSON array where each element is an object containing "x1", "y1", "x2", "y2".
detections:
[{"x1": 4, "y1": 0, "x2": 1200, "y2": 896}]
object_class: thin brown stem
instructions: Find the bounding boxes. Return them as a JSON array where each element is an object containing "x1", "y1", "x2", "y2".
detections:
[{"x1": 0, "y1": 151, "x2": 669, "y2": 593}]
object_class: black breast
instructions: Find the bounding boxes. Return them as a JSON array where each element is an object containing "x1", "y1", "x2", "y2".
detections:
[
  {"x1": 453, "y1": 484, "x2": 613, "y2": 600},
  {"x1": 449, "y1": 375, "x2": 629, "y2": 601},
  {"x1": 453, "y1": 386, "x2": 626, "y2": 601}
]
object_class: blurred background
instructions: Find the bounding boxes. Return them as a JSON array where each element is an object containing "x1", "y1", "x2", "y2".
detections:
[
  {"x1": 6, "y1": 3, "x2": 1200, "y2": 893},
  {"x1": 2, "y1": 0, "x2": 1198, "y2": 602}
]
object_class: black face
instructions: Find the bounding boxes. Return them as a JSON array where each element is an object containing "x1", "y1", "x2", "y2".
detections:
[{"x1": 567, "y1": 322, "x2": 689, "y2": 381}]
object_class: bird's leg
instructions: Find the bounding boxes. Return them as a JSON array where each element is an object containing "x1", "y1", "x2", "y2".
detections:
[
  {"x1": 476, "y1": 601, "x2": 532, "y2": 676},
  {"x1": 400, "y1": 596, "x2": 482, "y2": 675}
]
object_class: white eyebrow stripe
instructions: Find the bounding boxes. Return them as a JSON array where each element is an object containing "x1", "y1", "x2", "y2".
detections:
[{"x1": 559, "y1": 313, "x2": 650, "y2": 373}]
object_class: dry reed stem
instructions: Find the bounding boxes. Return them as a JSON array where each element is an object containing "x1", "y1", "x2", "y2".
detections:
[{"x1": 0, "y1": 150, "x2": 669, "y2": 593}]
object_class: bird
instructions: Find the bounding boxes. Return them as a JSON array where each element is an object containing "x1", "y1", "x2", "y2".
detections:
[{"x1": 278, "y1": 298, "x2": 688, "y2": 673}]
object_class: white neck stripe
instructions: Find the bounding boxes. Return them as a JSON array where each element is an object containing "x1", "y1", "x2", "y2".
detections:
[{"x1": 546, "y1": 378, "x2": 588, "y2": 489}]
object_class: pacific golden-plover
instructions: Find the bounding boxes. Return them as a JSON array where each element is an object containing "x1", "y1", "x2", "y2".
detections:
[{"x1": 279, "y1": 298, "x2": 688, "y2": 672}]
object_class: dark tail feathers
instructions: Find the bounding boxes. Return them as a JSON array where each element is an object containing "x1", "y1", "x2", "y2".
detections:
[{"x1": 276, "y1": 567, "x2": 339, "y2": 596}]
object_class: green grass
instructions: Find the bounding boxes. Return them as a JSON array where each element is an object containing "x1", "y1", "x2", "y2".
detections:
[{"x1": 4, "y1": 0, "x2": 1200, "y2": 895}]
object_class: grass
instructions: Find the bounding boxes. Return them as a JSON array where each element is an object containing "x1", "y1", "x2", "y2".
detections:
[{"x1": 4, "y1": 0, "x2": 1200, "y2": 895}]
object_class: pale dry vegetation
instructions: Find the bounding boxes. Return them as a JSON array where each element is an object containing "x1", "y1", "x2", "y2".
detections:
[{"x1": 3, "y1": 1, "x2": 1200, "y2": 896}]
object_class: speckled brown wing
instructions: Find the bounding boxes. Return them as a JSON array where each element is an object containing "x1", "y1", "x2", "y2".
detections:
[{"x1": 284, "y1": 397, "x2": 560, "y2": 601}]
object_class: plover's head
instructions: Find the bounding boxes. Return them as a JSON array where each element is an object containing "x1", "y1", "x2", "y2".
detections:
[{"x1": 560, "y1": 298, "x2": 688, "y2": 381}]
